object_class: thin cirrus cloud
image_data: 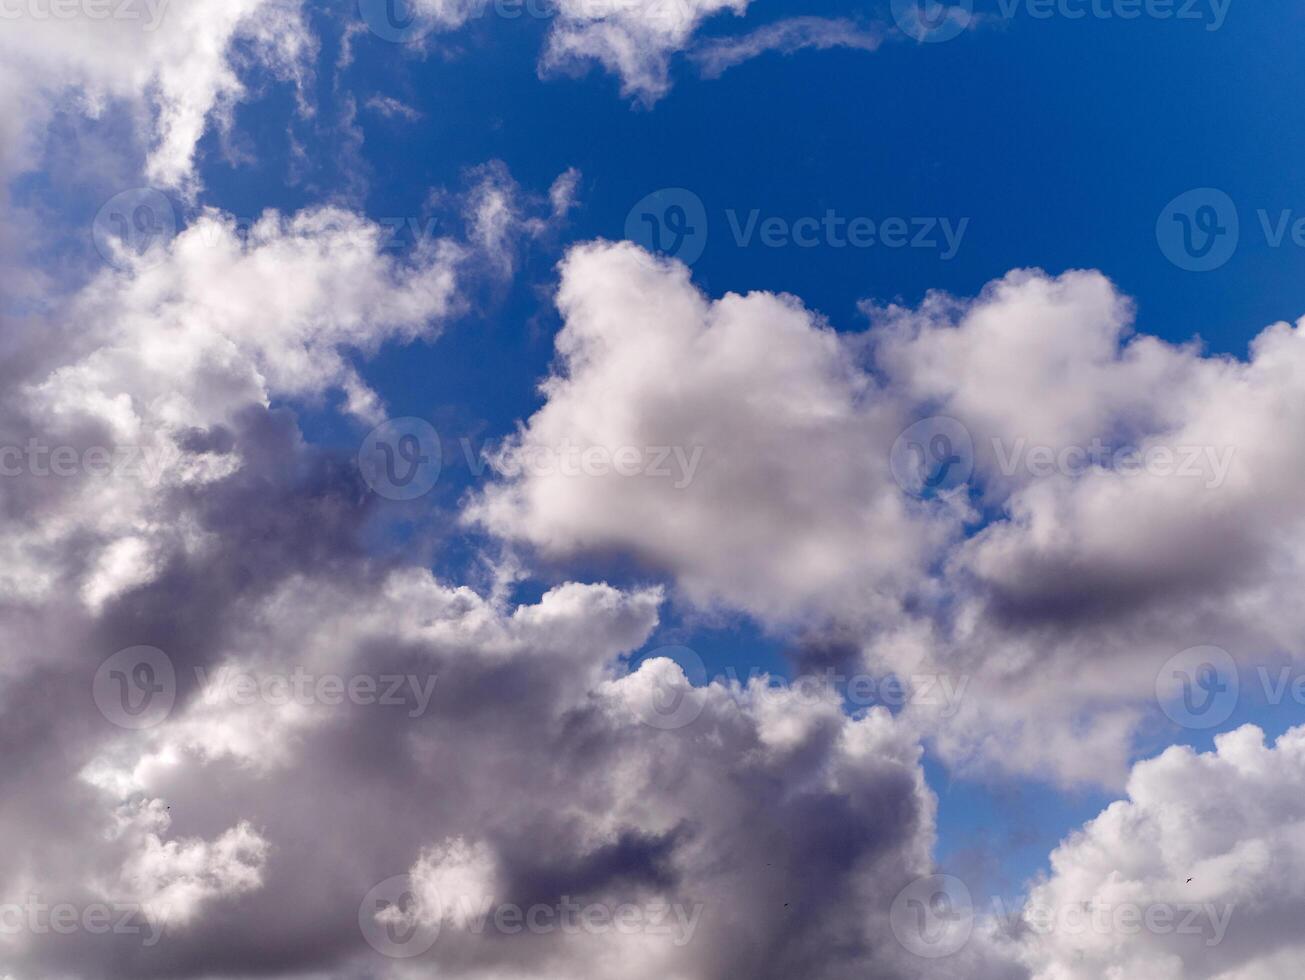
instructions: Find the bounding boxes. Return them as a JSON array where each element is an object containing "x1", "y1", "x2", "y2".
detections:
[{"x1": 691, "y1": 16, "x2": 886, "y2": 79}]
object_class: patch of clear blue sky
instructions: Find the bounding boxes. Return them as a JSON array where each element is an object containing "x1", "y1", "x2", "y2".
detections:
[{"x1": 184, "y1": 0, "x2": 1305, "y2": 900}]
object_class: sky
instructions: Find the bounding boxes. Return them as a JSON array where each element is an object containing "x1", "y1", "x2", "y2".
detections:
[{"x1": 3, "y1": 1, "x2": 1305, "y2": 978}]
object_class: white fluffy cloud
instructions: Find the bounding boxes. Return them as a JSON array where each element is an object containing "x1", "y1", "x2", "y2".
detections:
[
  {"x1": 468, "y1": 245, "x2": 1305, "y2": 787},
  {"x1": 1, "y1": 206, "x2": 460, "y2": 613},
  {"x1": 115, "y1": 819, "x2": 270, "y2": 927},
  {"x1": 1002, "y1": 725, "x2": 1305, "y2": 978},
  {"x1": 877, "y1": 273, "x2": 1305, "y2": 785},
  {"x1": 466, "y1": 240, "x2": 961, "y2": 623}
]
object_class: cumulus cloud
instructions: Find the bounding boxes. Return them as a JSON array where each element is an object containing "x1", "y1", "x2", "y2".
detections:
[
  {"x1": 1000, "y1": 725, "x2": 1305, "y2": 978},
  {"x1": 874, "y1": 272, "x2": 1305, "y2": 785},
  {"x1": 1, "y1": 530, "x2": 949, "y2": 979},
  {"x1": 0, "y1": 151, "x2": 955, "y2": 980},
  {"x1": 8, "y1": 13, "x2": 1305, "y2": 979},
  {"x1": 465, "y1": 240, "x2": 962, "y2": 623},
  {"x1": 115, "y1": 819, "x2": 271, "y2": 927},
  {"x1": 0, "y1": 205, "x2": 462, "y2": 615},
  {"x1": 467, "y1": 245, "x2": 1305, "y2": 787}
]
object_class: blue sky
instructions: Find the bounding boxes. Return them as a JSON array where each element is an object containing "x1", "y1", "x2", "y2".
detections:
[{"x1": 198, "y1": 1, "x2": 1305, "y2": 347}]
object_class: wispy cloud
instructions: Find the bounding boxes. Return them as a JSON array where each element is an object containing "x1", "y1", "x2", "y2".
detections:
[
  {"x1": 364, "y1": 94, "x2": 424, "y2": 122},
  {"x1": 691, "y1": 16, "x2": 884, "y2": 79}
]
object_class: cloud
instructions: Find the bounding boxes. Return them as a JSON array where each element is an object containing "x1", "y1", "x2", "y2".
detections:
[
  {"x1": 352, "y1": 0, "x2": 756, "y2": 104},
  {"x1": 0, "y1": 185, "x2": 958, "y2": 980},
  {"x1": 540, "y1": 0, "x2": 751, "y2": 103},
  {"x1": 8, "y1": 13, "x2": 1305, "y2": 975},
  {"x1": 1, "y1": 539, "x2": 949, "y2": 978},
  {"x1": 115, "y1": 819, "x2": 270, "y2": 927},
  {"x1": 873, "y1": 271, "x2": 1305, "y2": 785},
  {"x1": 691, "y1": 17, "x2": 885, "y2": 79},
  {"x1": 464, "y1": 240, "x2": 962, "y2": 623},
  {"x1": 364, "y1": 95, "x2": 424, "y2": 121},
  {"x1": 0, "y1": 0, "x2": 315, "y2": 194},
  {"x1": 0, "y1": 204, "x2": 464, "y2": 618},
  {"x1": 1001, "y1": 724, "x2": 1305, "y2": 978},
  {"x1": 466, "y1": 246, "x2": 1305, "y2": 787}
]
